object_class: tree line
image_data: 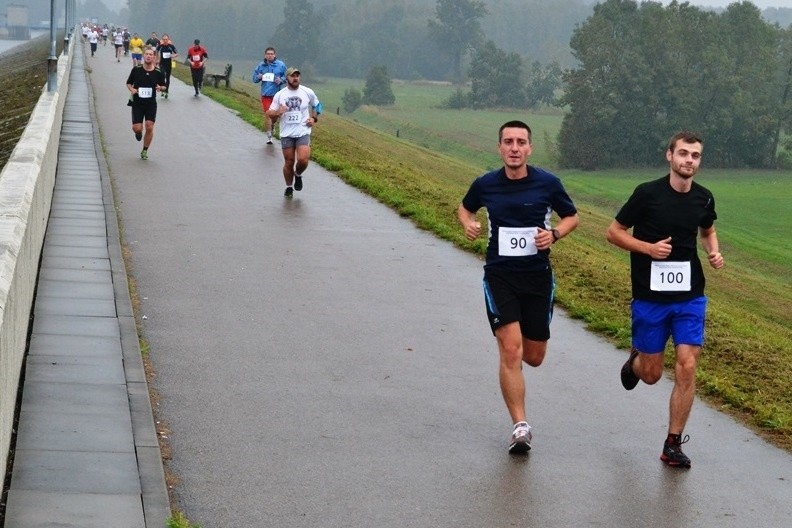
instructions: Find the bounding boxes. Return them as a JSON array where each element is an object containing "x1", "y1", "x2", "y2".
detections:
[
  {"x1": 559, "y1": 0, "x2": 792, "y2": 169},
  {"x1": 122, "y1": 0, "x2": 590, "y2": 77},
  {"x1": 115, "y1": 0, "x2": 792, "y2": 168}
]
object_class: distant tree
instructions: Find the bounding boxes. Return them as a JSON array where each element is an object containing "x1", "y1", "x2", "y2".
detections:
[
  {"x1": 123, "y1": 0, "x2": 593, "y2": 81},
  {"x1": 316, "y1": 1, "x2": 448, "y2": 80},
  {"x1": 342, "y1": 87, "x2": 363, "y2": 113},
  {"x1": 270, "y1": 0, "x2": 322, "y2": 68},
  {"x1": 358, "y1": 4, "x2": 408, "y2": 74},
  {"x1": 363, "y1": 65, "x2": 396, "y2": 105},
  {"x1": 775, "y1": 26, "x2": 792, "y2": 165},
  {"x1": 525, "y1": 60, "x2": 562, "y2": 109},
  {"x1": 440, "y1": 88, "x2": 471, "y2": 109},
  {"x1": 480, "y1": 0, "x2": 593, "y2": 68},
  {"x1": 467, "y1": 40, "x2": 525, "y2": 109},
  {"x1": 427, "y1": 0, "x2": 488, "y2": 84},
  {"x1": 558, "y1": 0, "x2": 786, "y2": 169},
  {"x1": 559, "y1": 0, "x2": 654, "y2": 168},
  {"x1": 710, "y1": 1, "x2": 781, "y2": 167}
]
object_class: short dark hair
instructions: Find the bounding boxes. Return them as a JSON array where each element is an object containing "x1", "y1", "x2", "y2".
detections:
[
  {"x1": 668, "y1": 131, "x2": 703, "y2": 152},
  {"x1": 499, "y1": 120, "x2": 532, "y2": 143},
  {"x1": 265, "y1": 46, "x2": 276, "y2": 53}
]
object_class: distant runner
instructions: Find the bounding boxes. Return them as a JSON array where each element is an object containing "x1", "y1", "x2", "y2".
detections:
[
  {"x1": 126, "y1": 47, "x2": 166, "y2": 160},
  {"x1": 129, "y1": 33, "x2": 145, "y2": 66},
  {"x1": 266, "y1": 67, "x2": 321, "y2": 197},
  {"x1": 156, "y1": 34, "x2": 178, "y2": 99},
  {"x1": 187, "y1": 39, "x2": 208, "y2": 96},
  {"x1": 252, "y1": 47, "x2": 287, "y2": 144},
  {"x1": 113, "y1": 29, "x2": 124, "y2": 62}
]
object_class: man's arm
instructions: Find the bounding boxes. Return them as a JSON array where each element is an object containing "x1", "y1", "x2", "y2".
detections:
[
  {"x1": 535, "y1": 213, "x2": 579, "y2": 250},
  {"x1": 606, "y1": 220, "x2": 673, "y2": 260},
  {"x1": 265, "y1": 96, "x2": 281, "y2": 119},
  {"x1": 457, "y1": 204, "x2": 481, "y2": 241},
  {"x1": 699, "y1": 225, "x2": 724, "y2": 269}
]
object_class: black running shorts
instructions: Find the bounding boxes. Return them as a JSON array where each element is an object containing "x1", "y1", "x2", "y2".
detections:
[
  {"x1": 482, "y1": 267, "x2": 555, "y2": 340},
  {"x1": 131, "y1": 103, "x2": 157, "y2": 124}
]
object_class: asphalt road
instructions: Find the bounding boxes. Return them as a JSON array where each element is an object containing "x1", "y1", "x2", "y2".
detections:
[{"x1": 85, "y1": 47, "x2": 792, "y2": 527}]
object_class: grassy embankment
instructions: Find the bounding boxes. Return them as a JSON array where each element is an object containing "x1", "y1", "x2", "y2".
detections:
[
  {"x1": 0, "y1": 35, "x2": 63, "y2": 166},
  {"x1": 173, "y1": 68, "x2": 792, "y2": 450}
]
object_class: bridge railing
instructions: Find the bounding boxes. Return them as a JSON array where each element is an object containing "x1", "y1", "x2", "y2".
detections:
[{"x1": 0, "y1": 40, "x2": 74, "y2": 476}]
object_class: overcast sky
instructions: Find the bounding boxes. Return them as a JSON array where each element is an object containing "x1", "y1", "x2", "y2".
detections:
[
  {"x1": 97, "y1": 0, "x2": 792, "y2": 12},
  {"x1": 690, "y1": 0, "x2": 791, "y2": 7}
]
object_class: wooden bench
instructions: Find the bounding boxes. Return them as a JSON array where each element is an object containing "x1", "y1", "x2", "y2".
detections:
[{"x1": 205, "y1": 63, "x2": 232, "y2": 88}]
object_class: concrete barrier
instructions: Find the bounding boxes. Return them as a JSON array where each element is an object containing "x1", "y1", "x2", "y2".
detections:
[{"x1": 0, "y1": 44, "x2": 73, "y2": 475}]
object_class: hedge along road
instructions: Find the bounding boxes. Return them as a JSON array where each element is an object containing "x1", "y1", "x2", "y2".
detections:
[{"x1": 83, "y1": 44, "x2": 792, "y2": 527}]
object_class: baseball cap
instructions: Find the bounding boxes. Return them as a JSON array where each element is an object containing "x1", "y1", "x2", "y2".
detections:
[{"x1": 286, "y1": 67, "x2": 301, "y2": 76}]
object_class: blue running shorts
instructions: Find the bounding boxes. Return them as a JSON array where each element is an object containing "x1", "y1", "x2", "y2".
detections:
[{"x1": 631, "y1": 296, "x2": 707, "y2": 354}]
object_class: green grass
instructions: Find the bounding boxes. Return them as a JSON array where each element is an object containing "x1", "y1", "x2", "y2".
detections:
[
  {"x1": 315, "y1": 77, "x2": 563, "y2": 168},
  {"x1": 167, "y1": 510, "x2": 201, "y2": 528},
  {"x1": 173, "y1": 69, "x2": 792, "y2": 450}
]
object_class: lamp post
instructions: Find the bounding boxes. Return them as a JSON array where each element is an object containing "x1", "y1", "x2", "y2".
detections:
[
  {"x1": 63, "y1": 0, "x2": 69, "y2": 56},
  {"x1": 47, "y1": 0, "x2": 58, "y2": 91}
]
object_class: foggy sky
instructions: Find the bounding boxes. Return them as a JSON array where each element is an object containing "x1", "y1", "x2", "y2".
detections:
[
  {"x1": 690, "y1": 1, "x2": 792, "y2": 7},
  {"x1": 95, "y1": 0, "x2": 792, "y2": 14}
]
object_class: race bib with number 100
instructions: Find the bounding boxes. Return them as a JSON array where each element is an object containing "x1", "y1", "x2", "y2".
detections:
[
  {"x1": 650, "y1": 261, "x2": 691, "y2": 291},
  {"x1": 498, "y1": 227, "x2": 538, "y2": 257}
]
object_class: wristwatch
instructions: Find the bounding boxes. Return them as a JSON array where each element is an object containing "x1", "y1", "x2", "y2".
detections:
[{"x1": 551, "y1": 229, "x2": 561, "y2": 243}]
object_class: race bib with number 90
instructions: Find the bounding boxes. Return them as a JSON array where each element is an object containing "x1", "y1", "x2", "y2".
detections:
[{"x1": 498, "y1": 227, "x2": 538, "y2": 257}]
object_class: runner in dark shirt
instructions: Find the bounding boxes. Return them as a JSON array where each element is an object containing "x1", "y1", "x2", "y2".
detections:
[
  {"x1": 457, "y1": 120, "x2": 579, "y2": 454},
  {"x1": 126, "y1": 47, "x2": 166, "y2": 160},
  {"x1": 607, "y1": 130, "x2": 724, "y2": 468}
]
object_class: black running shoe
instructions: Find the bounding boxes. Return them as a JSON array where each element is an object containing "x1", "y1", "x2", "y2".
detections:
[
  {"x1": 284, "y1": 187, "x2": 293, "y2": 198},
  {"x1": 661, "y1": 434, "x2": 691, "y2": 468},
  {"x1": 620, "y1": 348, "x2": 640, "y2": 390},
  {"x1": 135, "y1": 131, "x2": 142, "y2": 142},
  {"x1": 294, "y1": 175, "x2": 303, "y2": 191}
]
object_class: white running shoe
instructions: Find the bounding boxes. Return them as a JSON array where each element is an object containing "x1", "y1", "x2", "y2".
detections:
[{"x1": 509, "y1": 422, "x2": 532, "y2": 454}]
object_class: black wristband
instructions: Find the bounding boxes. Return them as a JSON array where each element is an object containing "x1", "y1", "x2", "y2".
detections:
[{"x1": 551, "y1": 229, "x2": 561, "y2": 242}]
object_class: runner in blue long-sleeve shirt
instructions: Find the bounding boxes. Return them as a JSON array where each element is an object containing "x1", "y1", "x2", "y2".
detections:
[{"x1": 252, "y1": 47, "x2": 287, "y2": 144}]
